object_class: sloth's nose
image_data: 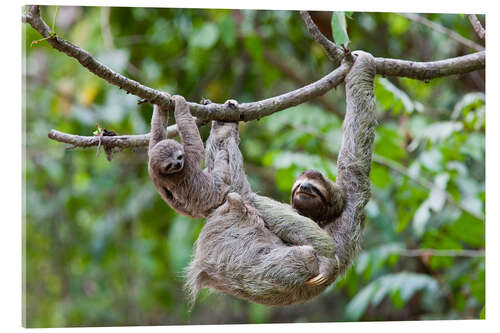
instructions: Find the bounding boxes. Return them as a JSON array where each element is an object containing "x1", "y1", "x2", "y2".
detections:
[
  {"x1": 300, "y1": 183, "x2": 313, "y2": 192},
  {"x1": 174, "y1": 162, "x2": 182, "y2": 169}
]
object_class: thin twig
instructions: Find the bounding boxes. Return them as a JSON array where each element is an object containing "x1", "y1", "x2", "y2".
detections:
[
  {"x1": 401, "y1": 13, "x2": 484, "y2": 52},
  {"x1": 299, "y1": 11, "x2": 344, "y2": 66},
  {"x1": 468, "y1": 14, "x2": 485, "y2": 40},
  {"x1": 48, "y1": 117, "x2": 210, "y2": 149}
]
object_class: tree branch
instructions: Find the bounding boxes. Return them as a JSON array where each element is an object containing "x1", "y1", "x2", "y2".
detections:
[
  {"x1": 401, "y1": 13, "x2": 484, "y2": 52},
  {"x1": 299, "y1": 11, "x2": 344, "y2": 67},
  {"x1": 374, "y1": 51, "x2": 485, "y2": 81},
  {"x1": 48, "y1": 118, "x2": 210, "y2": 149},
  {"x1": 468, "y1": 15, "x2": 485, "y2": 40}
]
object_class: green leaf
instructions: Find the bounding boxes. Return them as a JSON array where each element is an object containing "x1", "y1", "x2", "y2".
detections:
[
  {"x1": 452, "y1": 92, "x2": 485, "y2": 119},
  {"x1": 412, "y1": 173, "x2": 449, "y2": 236},
  {"x1": 331, "y1": 12, "x2": 350, "y2": 47},
  {"x1": 346, "y1": 273, "x2": 439, "y2": 321},
  {"x1": 248, "y1": 303, "x2": 270, "y2": 323},
  {"x1": 460, "y1": 133, "x2": 485, "y2": 162},
  {"x1": 345, "y1": 281, "x2": 378, "y2": 321},
  {"x1": 375, "y1": 77, "x2": 422, "y2": 114},
  {"x1": 370, "y1": 164, "x2": 392, "y2": 189}
]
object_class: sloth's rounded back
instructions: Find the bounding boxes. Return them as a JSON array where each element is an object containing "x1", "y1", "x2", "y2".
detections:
[{"x1": 187, "y1": 201, "x2": 329, "y2": 306}]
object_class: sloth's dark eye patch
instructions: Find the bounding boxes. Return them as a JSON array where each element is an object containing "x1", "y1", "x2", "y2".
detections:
[
  {"x1": 177, "y1": 154, "x2": 183, "y2": 160},
  {"x1": 310, "y1": 186, "x2": 327, "y2": 204}
]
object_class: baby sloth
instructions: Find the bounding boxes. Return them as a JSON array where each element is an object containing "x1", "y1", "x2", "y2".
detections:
[
  {"x1": 291, "y1": 170, "x2": 346, "y2": 227},
  {"x1": 148, "y1": 95, "x2": 230, "y2": 218}
]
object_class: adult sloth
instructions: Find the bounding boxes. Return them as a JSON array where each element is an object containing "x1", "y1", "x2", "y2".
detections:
[{"x1": 186, "y1": 51, "x2": 377, "y2": 306}]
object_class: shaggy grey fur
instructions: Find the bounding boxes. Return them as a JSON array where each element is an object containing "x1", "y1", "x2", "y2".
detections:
[
  {"x1": 148, "y1": 95, "x2": 230, "y2": 218},
  {"x1": 204, "y1": 121, "x2": 252, "y2": 200},
  {"x1": 324, "y1": 51, "x2": 377, "y2": 276},
  {"x1": 186, "y1": 120, "x2": 336, "y2": 305},
  {"x1": 187, "y1": 192, "x2": 334, "y2": 306}
]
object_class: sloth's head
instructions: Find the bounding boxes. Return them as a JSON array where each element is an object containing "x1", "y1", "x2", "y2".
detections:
[
  {"x1": 149, "y1": 139, "x2": 185, "y2": 176},
  {"x1": 291, "y1": 170, "x2": 346, "y2": 226}
]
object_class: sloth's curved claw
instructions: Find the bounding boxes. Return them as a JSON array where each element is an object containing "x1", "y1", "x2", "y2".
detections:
[{"x1": 306, "y1": 273, "x2": 327, "y2": 286}]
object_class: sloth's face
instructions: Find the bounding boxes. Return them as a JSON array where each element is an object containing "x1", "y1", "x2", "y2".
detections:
[
  {"x1": 160, "y1": 149, "x2": 184, "y2": 175},
  {"x1": 291, "y1": 170, "x2": 331, "y2": 224},
  {"x1": 150, "y1": 140, "x2": 185, "y2": 176},
  {"x1": 291, "y1": 177, "x2": 328, "y2": 207}
]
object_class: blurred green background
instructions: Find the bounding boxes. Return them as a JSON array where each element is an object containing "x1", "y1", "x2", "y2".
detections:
[{"x1": 22, "y1": 6, "x2": 485, "y2": 327}]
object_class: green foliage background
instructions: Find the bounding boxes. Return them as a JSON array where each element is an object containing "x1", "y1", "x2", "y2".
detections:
[{"x1": 23, "y1": 6, "x2": 485, "y2": 327}]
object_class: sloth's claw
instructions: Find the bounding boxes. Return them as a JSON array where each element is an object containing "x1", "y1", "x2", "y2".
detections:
[{"x1": 306, "y1": 274, "x2": 327, "y2": 286}]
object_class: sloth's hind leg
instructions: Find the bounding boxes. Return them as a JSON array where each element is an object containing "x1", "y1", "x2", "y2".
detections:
[
  {"x1": 254, "y1": 245, "x2": 319, "y2": 289},
  {"x1": 206, "y1": 121, "x2": 252, "y2": 198}
]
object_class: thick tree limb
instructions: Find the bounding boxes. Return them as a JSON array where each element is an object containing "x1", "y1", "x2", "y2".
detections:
[
  {"x1": 468, "y1": 14, "x2": 485, "y2": 40},
  {"x1": 188, "y1": 61, "x2": 351, "y2": 121},
  {"x1": 401, "y1": 13, "x2": 484, "y2": 52},
  {"x1": 375, "y1": 51, "x2": 485, "y2": 81},
  {"x1": 299, "y1": 11, "x2": 344, "y2": 66}
]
